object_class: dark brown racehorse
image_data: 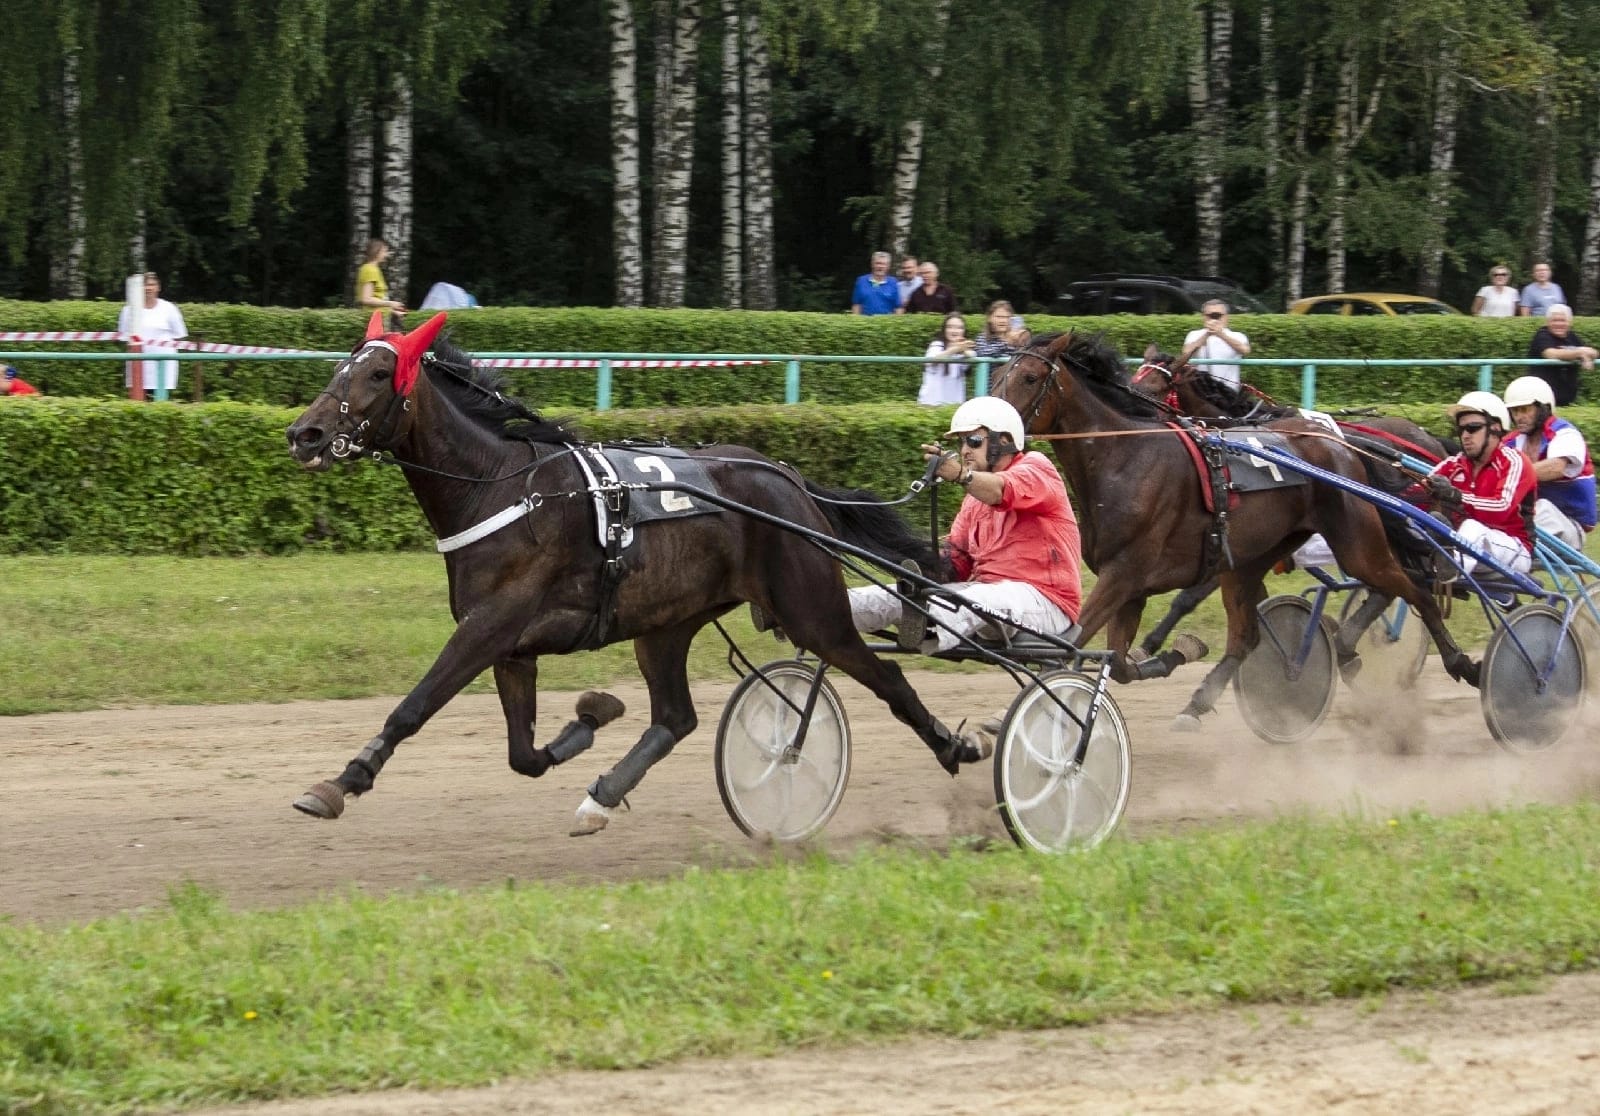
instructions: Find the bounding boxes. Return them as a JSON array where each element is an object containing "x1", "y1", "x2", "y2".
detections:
[
  {"x1": 284, "y1": 313, "x2": 981, "y2": 833},
  {"x1": 1128, "y1": 344, "x2": 1451, "y2": 656},
  {"x1": 1129, "y1": 345, "x2": 1456, "y2": 462},
  {"x1": 990, "y1": 331, "x2": 1478, "y2": 728}
]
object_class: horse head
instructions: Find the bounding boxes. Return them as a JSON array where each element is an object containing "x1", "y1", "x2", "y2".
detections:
[
  {"x1": 993, "y1": 331, "x2": 1161, "y2": 437},
  {"x1": 1129, "y1": 343, "x2": 1185, "y2": 398},
  {"x1": 287, "y1": 312, "x2": 449, "y2": 470}
]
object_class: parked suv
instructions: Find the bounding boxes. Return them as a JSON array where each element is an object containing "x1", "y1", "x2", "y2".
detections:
[{"x1": 1054, "y1": 274, "x2": 1270, "y2": 316}]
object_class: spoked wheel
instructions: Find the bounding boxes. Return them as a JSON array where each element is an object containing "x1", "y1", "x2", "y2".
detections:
[
  {"x1": 715, "y1": 659, "x2": 851, "y2": 842},
  {"x1": 1480, "y1": 603, "x2": 1587, "y2": 753},
  {"x1": 1337, "y1": 587, "x2": 1429, "y2": 689},
  {"x1": 993, "y1": 671, "x2": 1131, "y2": 853},
  {"x1": 1566, "y1": 582, "x2": 1600, "y2": 688},
  {"x1": 1233, "y1": 594, "x2": 1337, "y2": 745}
]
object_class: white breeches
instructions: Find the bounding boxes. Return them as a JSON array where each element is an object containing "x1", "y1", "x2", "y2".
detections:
[
  {"x1": 849, "y1": 580, "x2": 1073, "y2": 652},
  {"x1": 1455, "y1": 518, "x2": 1532, "y2": 577},
  {"x1": 1291, "y1": 533, "x2": 1335, "y2": 569},
  {"x1": 1533, "y1": 498, "x2": 1585, "y2": 552}
]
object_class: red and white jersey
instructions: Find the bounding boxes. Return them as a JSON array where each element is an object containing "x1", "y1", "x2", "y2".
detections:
[{"x1": 1430, "y1": 441, "x2": 1536, "y2": 553}]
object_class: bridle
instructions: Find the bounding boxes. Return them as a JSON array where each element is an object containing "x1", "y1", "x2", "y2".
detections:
[
  {"x1": 989, "y1": 349, "x2": 1065, "y2": 434},
  {"x1": 317, "y1": 342, "x2": 414, "y2": 460}
]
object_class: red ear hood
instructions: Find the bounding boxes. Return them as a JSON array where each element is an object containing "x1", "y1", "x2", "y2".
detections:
[
  {"x1": 390, "y1": 313, "x2": 449, "y2": 396},
  {"x1": 365, "y1": 311, "x2": 387, "y2": 340}
]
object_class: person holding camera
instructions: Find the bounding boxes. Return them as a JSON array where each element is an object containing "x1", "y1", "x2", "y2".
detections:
[{"x1": 1179, "y1": 299, "x2": 1251, "y2": 387}]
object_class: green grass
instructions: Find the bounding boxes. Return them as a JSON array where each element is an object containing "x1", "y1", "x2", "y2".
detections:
[
  {"x1": 2, "y1": 805, "x2": 1597, "y2": 1114},
  {"x1": 0, "y1": 548, "x2": 1554, "y2": 714}
]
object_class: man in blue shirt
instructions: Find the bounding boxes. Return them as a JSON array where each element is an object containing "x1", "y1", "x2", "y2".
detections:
[
  {"x1": 1518, "y1": 261, "x2": 1567, "y2": 317},
  {"x1": 851, "y1": 251, "x2": 903, "y2": 315}
]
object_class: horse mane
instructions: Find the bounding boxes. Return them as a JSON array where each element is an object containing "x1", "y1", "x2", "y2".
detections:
[
  {"x1": 1023, "y1": 331, "x2": 1164, "y2": 420},
  {"x1": 1184, "y1": 370, "x2": 1298, "y2": 421},
  {"x1": 425, "y1": 336, "x2": 577, "y2": 444}
]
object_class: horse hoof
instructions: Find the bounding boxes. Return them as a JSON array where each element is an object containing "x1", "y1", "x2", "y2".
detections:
[
  {"x1": 1170, "y1": 713, "x2": 1203, "y2": 733},
  {"x1": 1338, "y1": 654, "x2": 1364, "y2": 685},
  {"x1": 569, "y1": 794, "x2": 613, "y2": 837},
  {"x1": 576, "y1": 690, "x2": 626, "y2": 728},
  {"x1": 292, "y1": 781, "x2": 346, "y2": 819},
  {"x1": 1170, "y1": 634, "x2": 1209, "y2": 665}
]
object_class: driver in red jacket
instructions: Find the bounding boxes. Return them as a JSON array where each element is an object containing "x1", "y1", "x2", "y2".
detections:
[{"x1": 1424, "y1": 391, "x2": 1535, "y2": 576}]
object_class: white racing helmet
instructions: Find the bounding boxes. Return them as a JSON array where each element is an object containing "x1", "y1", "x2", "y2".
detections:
[
  {"x1": 1503, "y1": 375, "x2": 1556, "y2": 410},
  {"x1": 946, "y1": 396, "x2": 1026, "y2": 449},
  {"x1": 1445, "y1": 390, "x2": 1511, "y2": 431}
]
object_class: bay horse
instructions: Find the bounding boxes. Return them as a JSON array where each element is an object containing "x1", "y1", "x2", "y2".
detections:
[
  {"x1": 284, "y1": 312, "x2": 982, "y2": 834},
  {"x1": 1128, "y1": 344, "x2": 1452, "y2": 656},
  {"x1": 990, "y1": 331, "x2": 1478, "y2": 728}
]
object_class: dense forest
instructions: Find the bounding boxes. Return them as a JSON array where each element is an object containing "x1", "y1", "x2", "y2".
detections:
[{"x1": 3, "y1": 0, "x2": 1600, "y2": 315}]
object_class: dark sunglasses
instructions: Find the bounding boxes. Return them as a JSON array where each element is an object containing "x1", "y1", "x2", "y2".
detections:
[
  {"x1": 1204, "y1": 311, "x2": 1225, "y2": 320},
  {"x1": 961, "y1": 432, "x2": 987, "y2": 448},
  {"x1": 1456, "y1": 421, "x2": 1489, "y2": 435},
  {"x1": 1492, "y1": 271, "x2": 1509, "y2": 277}
]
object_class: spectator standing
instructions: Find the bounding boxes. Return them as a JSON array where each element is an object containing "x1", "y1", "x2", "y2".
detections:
[
  {"x1": 972, "y1": 300, "x2": 1028, "y2": 360},
  {"x1": 1525, "y1": 304, "x2": 1595, "y2": 406},
  {"x1": 1178, "y1": 298, "x2": 1251, "y2": 387},
  {"x1": 905, "y1": 261, "x2": 958, "y2": 315},
  {"x1": 1471, "y1": 265, "x2": 1519, "y2": 317},
  {"x1": 850, "y1": 251, "x2": 902, "y2": 315},
  {"x1": 117, "y1": 271, "x2": 187, "y2": 399},
  {"x1": 1, "y1": 366, "x2": 38, "y2": 395},
  {"x1": 919, "y1": 312, "x2": 973, "y2": 405},
  {"x1": 1502, "y1": 375, "x2": 1595, "y2": 550},
  {"x1": 1518, "y1": 261, "x2": 1567, "y2": 317},
  {"x1": 896, "y1": 255, "x2": 923, "y2": 306},
  {"x1": 355, "y1": 238, "x2": 406, "y2": 329}
]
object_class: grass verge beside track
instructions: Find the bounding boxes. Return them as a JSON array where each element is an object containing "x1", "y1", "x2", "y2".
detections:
[
  {"x1": 0, "y1": 551, "x2": 1537, "y2": 714},
  {"x1": 3, "y1": 805, "x2": 1599, "y2": 1114}
]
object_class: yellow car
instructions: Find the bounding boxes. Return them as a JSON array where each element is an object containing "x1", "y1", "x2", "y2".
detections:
[{"x1": 1288, "y1": 292, "x2": 1463, "y2": 316}]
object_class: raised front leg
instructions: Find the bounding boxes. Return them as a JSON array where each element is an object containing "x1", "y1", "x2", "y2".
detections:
[
  {"x1": 495, "y1": 656, "x2": 626, "y2": 780},
  {"x1": 293, "y1": 610, "x2": 526, "y2": 819}
]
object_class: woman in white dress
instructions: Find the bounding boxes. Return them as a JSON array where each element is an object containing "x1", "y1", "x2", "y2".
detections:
[
  {"x1": 1471, "y1": 266, "x2": 1519, "y2": 317},
  {"x1": 918, "y1": 313, "x2": 973, "y2": 405}
]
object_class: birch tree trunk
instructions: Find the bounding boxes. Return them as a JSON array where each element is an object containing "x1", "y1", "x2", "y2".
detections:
[
  {"x1": 611, "y1": 0, "x2": 645, "y2": 308},
  {"x1": 53, "y1": 45, "x2": 87, "y2": 299},
  {"x1": 380, "y1": 75, "x2": 414, "y2": 303},
  {"x1": 1578, "y1": 97, "x2": 1600, "y2": 313},
  {"x1": 1417, "y1": 48, "x2": 1459, "y2": 297},
  {"x1": 719, "y1": 0, "x2": 742, "y2": 307},
  {"x1": 346, "y1": 99, "x2": 375, "y2": 305},
  {"x1": 653, "y1": 0, "x2": 700, "y2": 307},
  {"x1": 1190, "y1": 0, "x2": 1233, "y2": 275},
  {"x1": 887, "y1": 0, "x2": 952, "y2": 259},
  {"x1": 742, "y1": 6, "x2": 776, "y2": 309},
  {"x1": 1286, "y1": 59, "x2": 1314, "y2": 304},
  {"x1": 1326, "y1": 43, "x2": 1384, "y2": 293},
  {"x1": 1531, "y1": 81, "x2": 1556, "y2": 265},
  {"x1": 1260, "y1": 3, "x2": 1282, "y2": 295},
  {"x1": 649, "y1": 0, "x2": 676, "y2": 298}
]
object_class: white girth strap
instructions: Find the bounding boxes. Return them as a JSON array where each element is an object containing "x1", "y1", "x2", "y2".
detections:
[{"x1": 435, "y1": 498, "x2": 538, "y2": 553}]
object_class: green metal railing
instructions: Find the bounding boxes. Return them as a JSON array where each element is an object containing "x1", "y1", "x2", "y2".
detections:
[{"x1": 0, "y1": 349, "x2": 1571, "y2": 410}]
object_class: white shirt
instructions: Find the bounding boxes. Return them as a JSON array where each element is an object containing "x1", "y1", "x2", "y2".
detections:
[
  {"x1": 1182, "y1": 327, "x2": 1249, "y2": 387},
  {"x1": 118, "y1": 298, "x2": 188, "y2": 391},
  {"x1": 1512, "y1": 425, "x2": 1588, "y2": 479},
  {"x1": 1474, "y1": 285, "x2": 1519, "y2": 317},
  {"x1": 918, "y1": 340, "x2": 967, "y2": 405}
]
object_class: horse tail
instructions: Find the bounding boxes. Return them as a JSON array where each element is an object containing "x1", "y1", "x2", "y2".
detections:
[{"x1": 802, "y1": 480, "x2": 945, "y2": 578}]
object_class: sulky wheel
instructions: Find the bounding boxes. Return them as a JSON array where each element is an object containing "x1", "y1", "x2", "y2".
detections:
[
  {"x1": 1337, "y1": 587, "x2": 1429, "y2": 689},
  {"x1": 1233, "y1": 594, "x2": 1337, "y2": 745},
  {"x1": 1565, "y1": 582, "x2": 1600, "y2": 690},
  {"x1": 1480, "y1": 602, "x2": 1587, "y2": 753},
  {"x1": 993, "y1": 671, "x2": 1131, "y2": 853},
  {"x1": 714, "y1": 660, "x2": 850, "y2": 842}
]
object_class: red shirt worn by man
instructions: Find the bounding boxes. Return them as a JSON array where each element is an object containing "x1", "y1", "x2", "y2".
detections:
[
  {"x1": 1430, "y1": 442, "x2": 1536, "y2": 553},
  {"x1": 946, "y1": 450, "x2": 1083, "y2": 621}
]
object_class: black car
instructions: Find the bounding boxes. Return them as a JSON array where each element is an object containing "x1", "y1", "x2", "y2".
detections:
[{"x1": 1054, "y1": 274, "x2": 1270, "y2": 316}]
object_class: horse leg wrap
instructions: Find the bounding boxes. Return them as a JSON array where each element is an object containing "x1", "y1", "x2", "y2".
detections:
[
  {"x1": 354, "y1": 738, "x2": 389, "y2": 775},
  {"x1": 589, "y1": 725, "x2": 676, "y2": 808},
  {"x1": 545, "y1": 721, "x2": 594, "y2": 765}
]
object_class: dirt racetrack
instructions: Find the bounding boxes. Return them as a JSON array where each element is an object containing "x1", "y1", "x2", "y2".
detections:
[{"x1": 7, "y1": 665, "x2": 1600, "y2": 1114}]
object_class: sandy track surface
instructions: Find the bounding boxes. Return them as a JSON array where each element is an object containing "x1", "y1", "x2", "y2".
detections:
[{"x1": 5, "y1": 666, "x2": 1598, "y2": 1113}]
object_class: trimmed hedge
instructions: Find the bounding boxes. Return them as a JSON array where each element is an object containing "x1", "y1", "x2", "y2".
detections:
[
  {"x1": 3, "y1": 394, "x2": 1596, "y2": 556},
  {"x1": 1, "y1": 300, "x2": 1592, "y2": 408},
  {"x1": 0, "y1": 399, "x2": 967, "y2": 555}
]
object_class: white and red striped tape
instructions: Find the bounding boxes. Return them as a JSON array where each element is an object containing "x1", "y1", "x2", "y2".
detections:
[{"x1": 0, "y1": 331, "x2": 772, "y2": 369}]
